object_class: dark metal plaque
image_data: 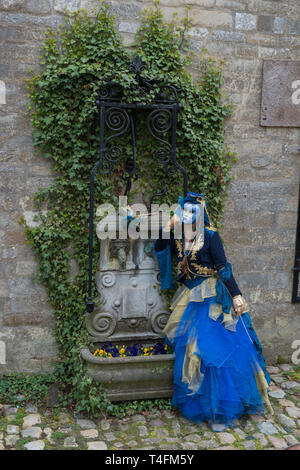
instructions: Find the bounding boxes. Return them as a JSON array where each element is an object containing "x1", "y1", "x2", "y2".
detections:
[{"x1": 261, "y1": 60, "x2": 300, "y2": 127}]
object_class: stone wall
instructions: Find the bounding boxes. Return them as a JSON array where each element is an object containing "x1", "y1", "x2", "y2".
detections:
[{"x1": 0, "y1": 0, "x2": 299, "y2": 373}]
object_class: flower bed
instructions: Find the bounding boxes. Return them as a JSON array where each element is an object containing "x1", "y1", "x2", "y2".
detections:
[
  {"x1": 93, "y1": 342, "x2": 173, "y2": 358},
  {"x1": 81, "y1": 342, "x2": 175, "y2": 402}
]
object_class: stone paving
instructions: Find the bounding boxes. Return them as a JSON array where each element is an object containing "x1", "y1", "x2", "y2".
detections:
[{"x1": 0, "y1": 364, "x2": 299, "y2": 451}]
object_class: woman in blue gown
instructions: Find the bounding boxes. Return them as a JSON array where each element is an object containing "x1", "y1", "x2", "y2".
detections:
[{"x1": 153, "y1": 192, "x2": 274, "y2": 431}]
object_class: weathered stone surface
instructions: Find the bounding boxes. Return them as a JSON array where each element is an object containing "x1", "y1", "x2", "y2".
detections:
[
  {"x1": 6, "y1": 425, "x2": 19, "y2": 434},
  {"x1": 80, "y1": 429, "x2": 98, "y2": 439},
  {"x1": 21, "y1": 427, "x2": 43, "y2": 439},
  {"x1": 138, "y1": 425, "x2": 148, "y2": 437},
  {"x1": 87, "y1": 441, "x2": 108, "y2": 450},
  {"x1": 108, "y1": 2, "x2": 141, "y2": 21},
  {"x1": 184, "y1": 433, "x2": 203, "y2": 444},
  {"x1": 215, "y1": 445, "x2": 237, "y2": 450},
  {"x1": 285, "y1": 434, "x2": 299, "y2": 446},
  {"x1": 218, "y1": 432, "x2": 236, "y2": 444},
  {"x1": 268, "y1": 435, "x2": 288, "y2": 450},
  {"x1": 180, "y1": 442, "x2": 198, "y2": 450},
  {"x1": 58, "y1": 412, "x2": 71, "y2": 425},
  {"x1": 22, "y1": 414, "x2": 41, "y2": 429},
  {"x1": 273, "y1": 17, "x2": 286, "y2": 34},
  {"x1": 287, "y1": 19, "x2": 300, "y2": 35},
  {"x1": 279, "y1": 364, "x2": 293, "y2": 371},
  {"x1": 104, "y1": 431, "x2": 116, "y2": 441},
  {"x1": 253, "y1": 432, "x2": 268, "y2": 447},
  {"x1": 279, "y1": 399, "x2": 296, "y2": 408},
  {"x1": 3, "y1": 406, "x2": 18, "y2": 415},
  {"x1": 26, "y1": 0, "x2": 51, "y2": 14},
  {"x1": 192, "y1": 10, "x2": 233, "y2": 28},
  {"x1": 118, "y1": 22, "x2": 140, "y2": 34},
  {"x1": 131, "y1": 414, "x2": 146, "y2": 423},
  {"x1": 64, "y1": 436, "x2": 78, "y2": 448},
  {"x1": 281, "y1": 381, "x2": 300, "y2": 390},
  {"x1": 235, "y1": 12, "x2": 257, "y2": 30},
  {"x1": 24, "y1": 440, "x2": 45, "y2": 450},
  {"x1": 286, "y1": 407, "x2": 300, "y2": 419},
  {"x1": 54, "y1": 0, "x2": 79, "y2": 13},
  {"x1": 58, "y1": 426, "x2": 72, "y2": 434},
  {"x1": 243, "y1": 440, "x2": 257, "y2": 450},
  {"x1": 257, "y1": 15, "x2": 273, "y2": 32},
  {"x1": 99, "y1": 419, "x2": 110, "y2": 431},
  {"x1": 151, "y1": 418, "x2": 166, "y2": 427},
  {"x1": 216, "y1": 0, "x2": 247, "y2": 9},
  {"x1": 213, "y1": 30, "x2": 245, "y2": 42},
  {"x1": 257, "y1": 421, "x2": 279, "y2": 435},
  {"x1": 277, "y1": 414, "x2": 296, "y2": 428},
  {"x1": 268, "y1": 390, "x2": 285, "y2": 399},
  {"x1": 0, "y1": 0, "x2": 25, "y2": 10},
  {"x1": 5, "y1": 435, "x2": 19, "y2": 446}
]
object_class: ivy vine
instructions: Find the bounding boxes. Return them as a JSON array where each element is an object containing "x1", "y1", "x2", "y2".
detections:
[{"x1": 17, "y1": 0, "x2": 236, "y2": 417}]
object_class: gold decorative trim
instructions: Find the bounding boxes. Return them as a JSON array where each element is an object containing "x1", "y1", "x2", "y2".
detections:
[
  {"x1": 205, "y1": 224, "x2": 217, "y2": 232},
  {"x1": 175, "y1": 239, "x2": 183, "y2": 259},
  {"x1": 189, "y1": 262, "x2": 218, "y2": 277}
]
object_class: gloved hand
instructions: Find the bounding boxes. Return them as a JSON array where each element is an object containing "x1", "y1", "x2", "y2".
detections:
[{"x1": 232, "y1": 294, "x2": 244, "y2": 318}]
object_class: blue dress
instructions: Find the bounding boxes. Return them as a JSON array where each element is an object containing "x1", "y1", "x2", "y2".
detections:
[{"x1": 153, "y1": 225, "x2": 274, "y2": 429}]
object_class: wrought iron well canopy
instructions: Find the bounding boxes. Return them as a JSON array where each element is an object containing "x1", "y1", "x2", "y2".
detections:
[{"x1": 86, "y1": 55, "x2": 188, "y2": 313}]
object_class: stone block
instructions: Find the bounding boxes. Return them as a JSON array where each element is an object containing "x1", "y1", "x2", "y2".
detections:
[
  {"x1": 191, "y1": 9, "x2": 233, "y2": 28},
  {"x1": 188, "y1": 27, "x2": 209, "y2": 38},
  {"x1": 0, "y1": 0, "x2": 25, "y2": 10},
  {"x1": 24, "y1": 440, "x2": 45, "y2": 450},
  {"x1": 213, "y1": 30, "x2": 245, "y2": 42},
  {"x1": 273, "y1": 16, "x2": 287, "y2": 34},
  {"x1": 2, "y1": 313, "x2": 43, "y2": 327},
  {"x1": 16, "y1": 260, "x2": 38, "y2": 276},
  {"x1": 216, "y1": 0, "x2": 247, "y2": 10},
  {"x1": 0, "y1": 326, "x2": 58, "y2": 372},
  {"x1": 10, "y1": 295, "x2": 52, "y2": 314},
  {"x1": 235, "y1": 12, "x2": 257, "y2": 30},
  {"x1": 257, "y1": 15, "x2": 273, "y2": 32},
  {"x1": 160, "y1": 0, "x2": 215, "y2": 5},
  {"x1": 54, "y1": 0, "x2": 80, "y2": 13},
  {"x1": 118, "y1": 21, "x2": 140, "y2": 34},
  {"x1": 248, "y1": 0, "x2": 287, "y2": 15},
  {"x1": 204, "y1": 40, "x2": 236, "y2": 57},
  {"x1": 26, "y1": 0, "x2": 52, "y2": 14},
  {"x1": 81, "y1": 0, "x2": 101, "y2": 11},
  {"x1": 22, "y1": 210, "x2": 49, "y2": 228},
  {"x1": 189, "y1": 40, "x2": 204, "y2": 53},
  {"x1": 287, "y1": 19, "x2": 300, "y2": 35},
  {"x1": 8, "y1": 277, "x2": 46, "y2": 297},
  {"x1": 2, "y1": 246, "x2": 18, "y2": 259},
  {"x1": 258, "y1": 46, "x2": 292, "y2": 59},
  {"x1": 108, "y1": 2, "x2": 141, "y2": 21},
  {"x1": 0, "y1": 12, "x2": 64, "y2": 28}
]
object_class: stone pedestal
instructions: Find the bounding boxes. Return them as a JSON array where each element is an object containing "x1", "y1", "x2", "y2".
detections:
[{"x1": 86, "y1": 214, "x2": 171, "y2": 343}]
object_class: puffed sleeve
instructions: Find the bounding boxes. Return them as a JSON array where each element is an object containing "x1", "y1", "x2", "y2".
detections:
[{"x1": 209, "y1": 231, "x2": 242, "y2": 298}]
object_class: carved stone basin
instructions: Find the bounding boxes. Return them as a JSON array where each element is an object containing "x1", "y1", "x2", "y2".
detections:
[{"x1": 81, "y1": 347, "x2": 175, "y2": 401}]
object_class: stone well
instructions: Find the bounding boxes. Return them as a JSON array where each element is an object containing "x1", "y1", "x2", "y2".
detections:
[{"x1": 81, "y1": 212, "x2": 175, "y2": 401}]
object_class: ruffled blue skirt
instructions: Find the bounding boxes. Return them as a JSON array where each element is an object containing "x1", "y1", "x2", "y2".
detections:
[{"x1": 165, "y1": 297, "x2": 271, "y2": 428}]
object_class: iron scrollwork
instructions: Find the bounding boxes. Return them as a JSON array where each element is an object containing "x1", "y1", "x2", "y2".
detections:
[{"x1": 86, "y1": 55, "x2": 188, "y2": 313}]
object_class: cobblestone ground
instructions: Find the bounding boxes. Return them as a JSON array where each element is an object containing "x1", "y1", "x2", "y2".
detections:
[{"x1": 0, "y1": 364, "x2": 299, "y2": 451}]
